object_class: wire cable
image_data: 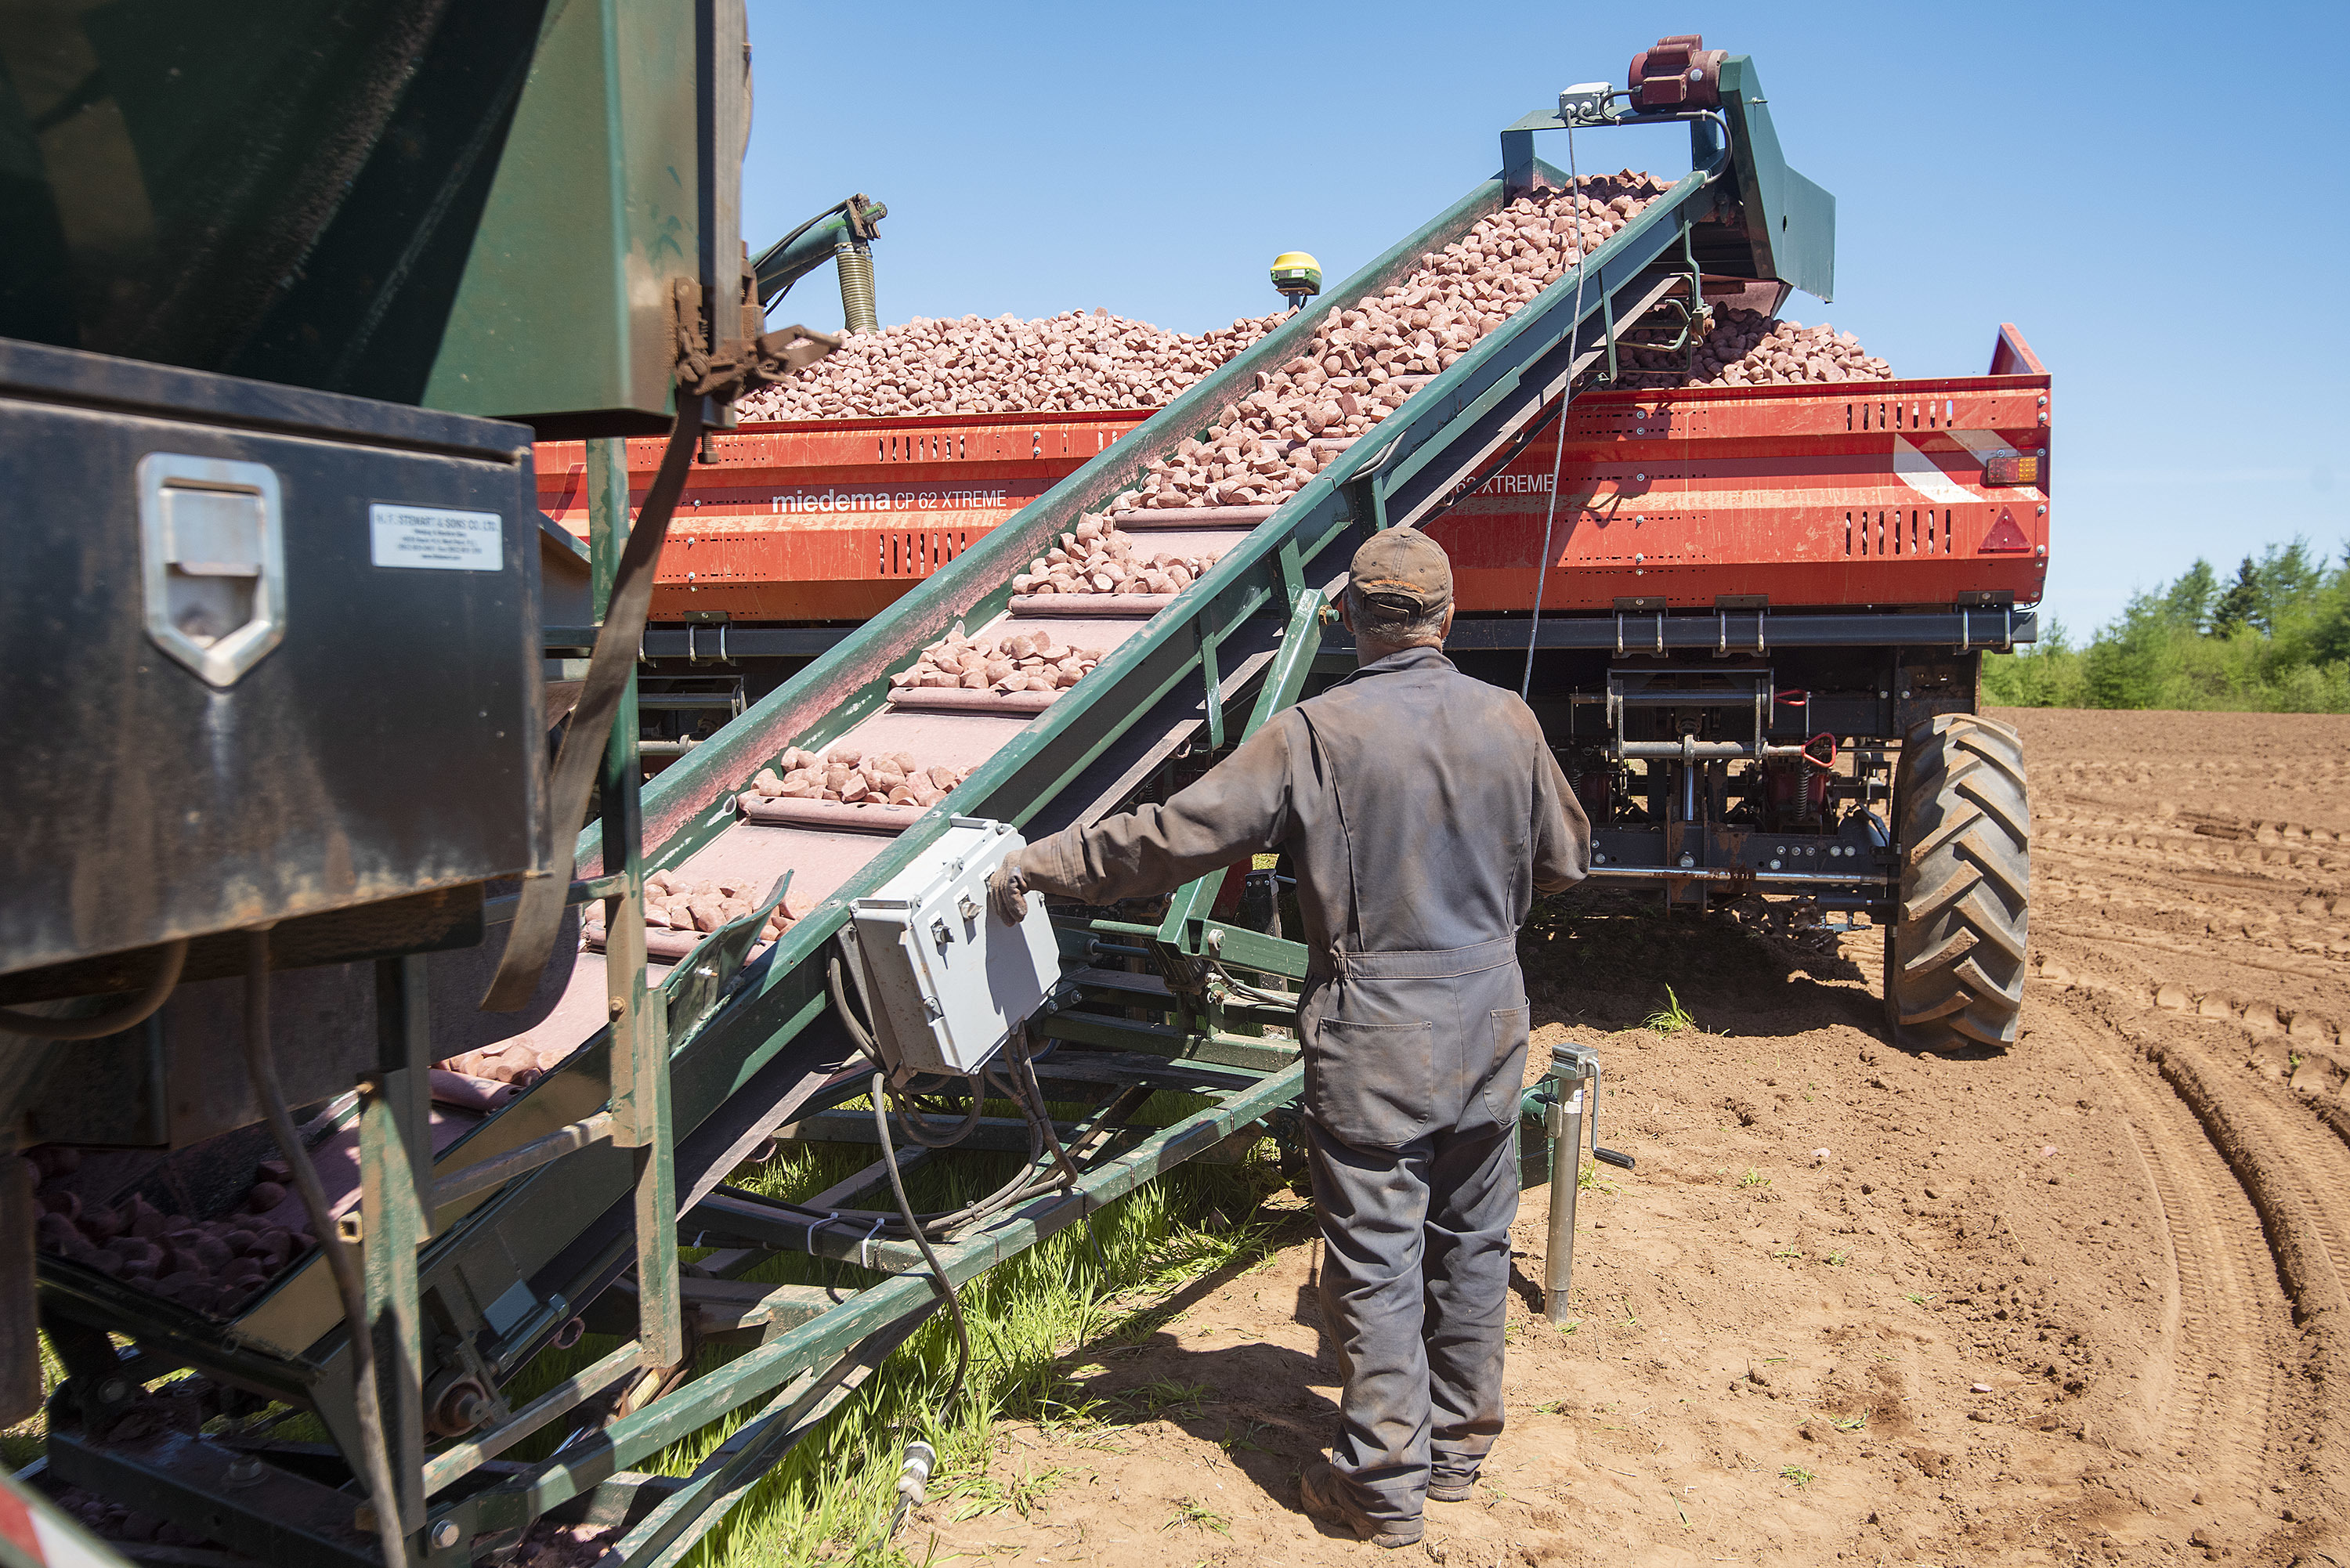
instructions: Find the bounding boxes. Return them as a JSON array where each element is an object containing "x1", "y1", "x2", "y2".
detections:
[
  {"x1": 238, "y1": 930, "x2": 407, "y2": 1568},
  {"x1": 1523, "y1": 121, "x2": 1586, "y2": 700},
  {"x1": 0, "y1": 940, "x2": 188, "y2": 1039},
  {"x1": 871, "y1": 1071, "x2": 971, "y2": 1412}
]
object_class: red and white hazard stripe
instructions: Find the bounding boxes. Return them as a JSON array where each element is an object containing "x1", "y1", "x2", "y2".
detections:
[{"x1": 0, "y1": 1478, "x2": 132, "y2": 1568}]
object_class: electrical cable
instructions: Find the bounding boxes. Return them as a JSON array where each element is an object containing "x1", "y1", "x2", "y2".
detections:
[
  {"x1": 821, "y1": 953, "x2": 1071, "y2": 1236},
  {"x1": 1523, "y1": 119, "x2": 1586, "y2": 700},
  {"x1": 0, "y1": 939, "x2": 188, "y2": 1039},
  {"x1": 238, "y1": 930, "x2": 407, "y2": 1568},
  {"x1": 829, "y1": 955, "x2": 984, "y2": 1149},
  {"x1": 870, "y1": 1071, "x2": 971, "y2": 1412},
  {"x1": 1202, "y1": 952, "x2": 1299, "y2": 1009}
]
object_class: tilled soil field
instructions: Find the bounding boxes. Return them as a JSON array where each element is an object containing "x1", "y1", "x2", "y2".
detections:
[{"x1": 892, "y1": 707, "x2": 2350, "y2": 1566}]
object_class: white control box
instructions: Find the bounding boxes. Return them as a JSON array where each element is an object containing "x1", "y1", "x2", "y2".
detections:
[{"x1": 841, "y1": 817, "x2": 1061, "y2": 1077}]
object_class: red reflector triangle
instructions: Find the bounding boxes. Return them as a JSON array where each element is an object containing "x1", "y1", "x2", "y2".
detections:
[{"x1": 1979, "y1": 508, "x2": 2032, "y2": 553}]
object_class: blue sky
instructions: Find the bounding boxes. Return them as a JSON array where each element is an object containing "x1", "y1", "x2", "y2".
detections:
[{"x1": 743, "y1": 2, "x2": 2346, "y2": 636}]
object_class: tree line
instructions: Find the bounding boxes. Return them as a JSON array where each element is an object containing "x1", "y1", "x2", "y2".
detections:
[{"x1": 1982, "y1": 540, "x2": 2350, "y2": 712}]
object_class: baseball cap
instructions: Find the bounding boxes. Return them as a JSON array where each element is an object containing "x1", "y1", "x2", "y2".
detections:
[{"x1": 1349, "y1": 526, "x2": 1452, "y2": 613}]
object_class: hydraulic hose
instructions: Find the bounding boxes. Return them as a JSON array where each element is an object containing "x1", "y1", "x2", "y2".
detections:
[
  {"x1": 0, "y1": 940, "x2": 189, "y2": 1039},
  {"x1": 835, "y1": 241, "x2": 878, "y2": 336},
  {"x1": 239, "y1": 930, "x2": 407, "y2": 1568}
]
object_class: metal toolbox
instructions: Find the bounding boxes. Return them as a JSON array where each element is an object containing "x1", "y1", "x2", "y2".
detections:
[
  {"x1": 0, "y1": 339, "x2": 546, "y2": 981},
  {"x1": 843, "y1": 818, "x2": 1061, "y2": 1077}
]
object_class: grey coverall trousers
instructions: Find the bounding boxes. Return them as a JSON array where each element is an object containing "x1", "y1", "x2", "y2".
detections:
[{"x1": 1020, "y1": 645, "x2": 1588, "y2": 1527}]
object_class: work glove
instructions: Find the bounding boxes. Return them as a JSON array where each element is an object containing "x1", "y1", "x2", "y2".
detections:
[{"x1": 985, "y1": 857, "x2": 1032, "y2": 926}]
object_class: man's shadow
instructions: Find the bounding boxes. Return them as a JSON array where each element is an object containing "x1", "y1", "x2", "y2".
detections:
[{"x1": 1044, "y1": 1235, "x2": 1553, "y2": 1531}]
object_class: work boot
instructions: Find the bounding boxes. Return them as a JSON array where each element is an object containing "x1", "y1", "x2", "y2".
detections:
[
  {"x1": 1426, "y1": 1472, "x2": 1477, "y2": 1504},
  {"x1": 1300, "y1": 1461, "x2": 1423, "y2": 1548}
]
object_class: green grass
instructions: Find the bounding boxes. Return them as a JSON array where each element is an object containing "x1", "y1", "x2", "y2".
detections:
[
  {"x1": 1738, "y1": 1168, "x2": 1772, "y2": 1190},
  {"x1": 1162, "y1": 1497, "x2": 1231, "y2": 1535},
  {"x1": 645, "y1": 1123, "x2": 1285, "y2": 1565},
  {"x1": 2, "y1": 1336, "x2": 66, "y2": 1471},
  {"x1": 1780, "y1": 1464, "x2": 1815, "y2": 1488},
  {"x1": 1642, "y1": 985, "x2": 1701, "y2": 1035}
]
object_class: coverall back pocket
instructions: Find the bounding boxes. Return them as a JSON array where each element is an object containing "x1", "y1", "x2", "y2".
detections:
[
  {"x1": 1479, "y1": 1005, "x2": 1533, "y2": 1127},
  {"x1": 1307, "y1": 1017, "x2": 1437, "y2": 1150}
]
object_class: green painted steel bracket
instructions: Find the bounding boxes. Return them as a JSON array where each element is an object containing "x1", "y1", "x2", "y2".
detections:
[
  {"x1": 1149, "y1": 585, "x2": 1328, "y2": 971},
  {"x1": 1495, "y1": 53, "x2": 1831, "y2": 305},
  {"x1": 1713, "y1": 56, "x2": 1835, "y2": 303},
  {"x1": 1036, "y1": 1010, "x2": 1297, "y2": 1075}
]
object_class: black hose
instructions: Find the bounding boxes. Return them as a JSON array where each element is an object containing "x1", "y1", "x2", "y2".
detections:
[
  {"x1": 872, "y1": 1071, "x2": 971, "y2": 1411},
  {"x1": 819, "y1": 955, "x2": 1077, "y2": 1235},
  {"x1": 0, "y1": 940, "x2": 189, "y2": 1039},
  {"x1": 238, "y1": 931, "x2": 408, "y2": 1568},
  {"x1": 828, "y1": 955, "x2": 985, "y2": 1149}
]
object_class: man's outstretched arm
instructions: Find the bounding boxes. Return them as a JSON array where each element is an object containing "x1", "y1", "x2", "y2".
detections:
[{"x1": 992, "y1": 716, "x2": 1300, "y2": 918}]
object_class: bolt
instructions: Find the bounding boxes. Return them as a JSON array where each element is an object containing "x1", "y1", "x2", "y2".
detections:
[
  {"x1": 1900, "y1": 688, "x2": 1911, "y2": 699},
  {"x1": 430, "y1": 1519, "x2": 462, "y2": 1550},
  {"x1": 97, "y1": 1378, "x2": 129, "y2": 1404},
  {"x1": 1677, "y1": 853, "x2": 1694, "y2": 869},
  {"x1": 1769, "y1": 859, "x2": 1782, "y2": 870}
]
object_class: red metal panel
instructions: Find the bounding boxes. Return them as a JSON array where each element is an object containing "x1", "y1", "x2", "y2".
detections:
[
  {"x1": 530, "y1": 332, "x2": 2051, "y2": 621},
  {"x1": 1423, "y1": 363, "x2": 2052, "y2": 612},
  {"x1": 535, "y1": 410, "x2": 1150, "y2": 619}
]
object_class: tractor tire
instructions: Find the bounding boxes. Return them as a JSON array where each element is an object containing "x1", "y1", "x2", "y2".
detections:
[{"x1": 1885, "y1": 714, "x2": 2030, "y2": 1050}]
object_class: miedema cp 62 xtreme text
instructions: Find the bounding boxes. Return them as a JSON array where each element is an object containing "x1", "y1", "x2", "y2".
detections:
[{"x1": 2, "y1": 26, "x2": 2041, "y2": 1568}]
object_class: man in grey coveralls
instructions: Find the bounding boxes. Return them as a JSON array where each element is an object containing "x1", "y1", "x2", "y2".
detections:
[{"x1": 986, "y1": 525, "x2": 1589, "y2": 1548}]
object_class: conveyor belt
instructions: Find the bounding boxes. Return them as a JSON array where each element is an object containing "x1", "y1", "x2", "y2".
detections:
[{"x1": 38, "y1": 53, "x2": 1834, "y2": 1565}]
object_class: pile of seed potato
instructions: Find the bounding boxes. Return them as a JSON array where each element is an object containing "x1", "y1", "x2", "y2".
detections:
[
  {"x1": 746, "y1": 172, "x2": 1893, "y2": 498},
  {"x1": 577, "y1": 871, "x2": 794, "y2": 948},
  {"x1": 1617, "y1": 305, "x2": 1892, "y2": 388},
  {"x1": 743, "y1": 745, "x2": 974, "y2": 807},
  {"x1": 28, "y1": 1147, "x2": 314, "y2": 1316},
  {"x1": 739, "y1": 308, "x2": 1285, "y2": 419},
  {"x1": 1112, "y1": 175, "x2": 1893, "y2": 514},
  {"x1": 51, "y1": 1484, "x2": 220, "y2": 1550},
  {"x1": 895, "y1": 625, "x2": 1107, "y2": 697},
  {"x1": 439, "y1": 1041, "x2": 566, "y2": 1086},
  {"x1": 1012, "y1": 514, "x2": 1215, "y2": 596}
]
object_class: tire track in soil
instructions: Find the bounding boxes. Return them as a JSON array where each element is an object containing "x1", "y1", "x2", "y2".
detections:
[{"x1": 2054, "y1": 996, "x2": 2285, "y2": 1508}]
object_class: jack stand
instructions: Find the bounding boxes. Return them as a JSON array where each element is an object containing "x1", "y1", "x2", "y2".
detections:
[{"x1": 1528, "y1": 1043, "x2": 1636, "y2": 1323}]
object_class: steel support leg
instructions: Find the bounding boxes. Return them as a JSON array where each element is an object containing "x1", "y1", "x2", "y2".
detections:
[
  {"x1": 363, "y1": 956, "x2": 432, "y2": 1537},
  {"x1": 1542, "y1": 1081, "x2": 1585, "y2": 1324},
  {"x1": 589, "y1": 435, "x2": 683, "y2": 1371}
]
